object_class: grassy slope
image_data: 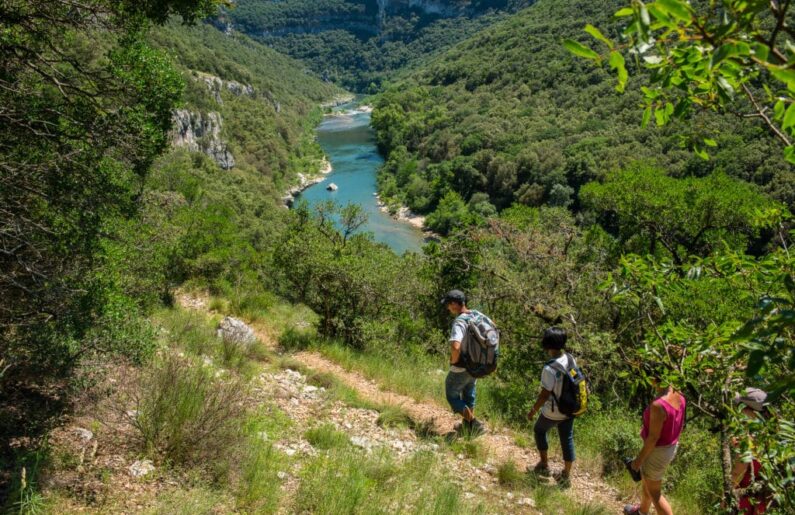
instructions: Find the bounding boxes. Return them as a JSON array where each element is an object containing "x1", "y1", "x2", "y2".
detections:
[{"x1": 372, "y1": 0, "x2": 794, "y2": 216}]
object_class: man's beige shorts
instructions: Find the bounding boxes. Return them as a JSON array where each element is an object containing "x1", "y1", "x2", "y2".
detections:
[{"x1": 641, "y1": 444, "x2": 678, "y2": 481}]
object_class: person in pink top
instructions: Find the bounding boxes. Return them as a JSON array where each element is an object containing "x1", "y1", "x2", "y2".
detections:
[{"x1": 624, "y1": 373, "x2": 686, "y2": 515}]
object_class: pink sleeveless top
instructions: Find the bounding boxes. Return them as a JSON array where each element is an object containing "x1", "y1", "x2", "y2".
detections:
[{"x1": 641, "y1": 394, "x2": 686, "y2": 446}]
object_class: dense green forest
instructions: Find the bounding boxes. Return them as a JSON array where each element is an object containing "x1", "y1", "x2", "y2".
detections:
[
  {"x1": 2, "y1": 0, "x2": 793, "y2": 512},
  {"x1": 371, "y1": 0, "x2": 795, "y2": 234},
  {"x1": 221, "y1": 0, "x2": 530, "y2": 90}
]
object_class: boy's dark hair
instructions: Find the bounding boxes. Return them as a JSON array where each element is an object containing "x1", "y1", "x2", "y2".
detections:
[{"x1": 542, "y1": 327, "x2": 567, "y2": 350}]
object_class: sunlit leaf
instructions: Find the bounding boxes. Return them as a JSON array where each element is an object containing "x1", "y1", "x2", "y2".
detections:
[
  {"x1": 655, "y1": 0, "x2": 692, "y2": 22},
  {"x1": 585, "y1": 24, "x2": 613, "y2": 49},
  {"x1": 642, "y1": 106, "x2": 652, "y2": 128},
  {"x1": 563, "y1": 39, "x2": 601, "y2": 61},
  {"x1": 782, "y1": 103, "x2": 795, "y2": 130},
  {"x1": 609, "y1": 51, "x2": 628, "y2": 92}
]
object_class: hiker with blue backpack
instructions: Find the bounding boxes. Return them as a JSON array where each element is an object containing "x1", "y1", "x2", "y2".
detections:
[
  {"x1": 441, "y1": 289, "x2": 500, "y2": 438},
  {"x1": 526, "y1": 327, "x2": 588, "y2": 486}
]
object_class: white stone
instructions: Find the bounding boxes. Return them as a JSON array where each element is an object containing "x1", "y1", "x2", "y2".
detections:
[
  {"x1": 517, "y1": 497, "x2": 535, "y2": 507},
  {"x1": 216, "y1": 316, "x2": 256, "y2": 345},
  {"x1": 129, "y1": 459, "x2": 155, "y2": 478},
  {"x1": 350, "y1": 436, "x2": 373, "y2": 450},
  {"x1": 74, "y1": 427, "x2": 93, "y2": 442}
]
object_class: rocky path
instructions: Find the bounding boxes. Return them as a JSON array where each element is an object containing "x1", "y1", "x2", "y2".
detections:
[{"x1": 178, "y1": 292, "x2": 626, "y2": 513}]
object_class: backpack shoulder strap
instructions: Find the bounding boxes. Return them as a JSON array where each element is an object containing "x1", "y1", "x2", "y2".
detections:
[{"x1": 547, "y1": 359, "x2": 568, "y2": 377}]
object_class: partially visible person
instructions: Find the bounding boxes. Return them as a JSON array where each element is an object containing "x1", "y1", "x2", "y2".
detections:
[
  {"x1": 526, "y1": 327, "x2": 576, "y2": 485},
  {"x1": 441, "y1": 289, "x2": 485, "y2": 436},
  {"x1": 624, "y1": 371, "x2": 686, "y2": 515},
  {"x1": 732, "y1": 388, "x2": 772, "y2": 515}
]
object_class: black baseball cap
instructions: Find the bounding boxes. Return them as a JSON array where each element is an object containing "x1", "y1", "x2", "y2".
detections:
[{"x1": 441, "y1": 289, "x2": 467, "y2": 305}]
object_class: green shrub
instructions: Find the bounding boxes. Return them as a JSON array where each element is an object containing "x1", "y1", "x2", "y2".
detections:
[
  {"x1": 231, "y1": 291, "x2": 277, "y2": 321},
  {"x1": 132, "y1": 354, "x2": 246, "y2": 465},
  {"x1": 304, "y1": 424, "x2": 350, "y2": 450},
  {"x1": 376, "y1": 406, "x2": 414, "y2": 429},
  {"x1": 278, "y1": 327, "x2": 315, "y2": 351},
  {"x1": 496, "y1": 460, "x2": 524, "y2": 487}
]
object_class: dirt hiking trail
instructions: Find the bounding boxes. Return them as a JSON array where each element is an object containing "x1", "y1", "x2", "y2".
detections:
[{"x1": 178, "y1": 292, "x2": 627, "y2": 512}]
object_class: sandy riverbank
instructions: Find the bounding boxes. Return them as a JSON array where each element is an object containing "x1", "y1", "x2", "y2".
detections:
[
  {"x1": 282, "y1": 156, "x2": 333, "y2": 206},
  {"x1": 375, "y1": 194, "x2": 427, "y2": 230}
]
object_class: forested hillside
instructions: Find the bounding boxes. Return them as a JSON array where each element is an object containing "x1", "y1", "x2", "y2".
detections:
[
  {"x1": 221, "y1": 0, "x2": 531, "y2": 90},
  {"x1": 150, "y1": 21, "x2": 342, "y2": 193},
  {"x1": 372, "y1": 0, "x2": 795, "y2": 234}
]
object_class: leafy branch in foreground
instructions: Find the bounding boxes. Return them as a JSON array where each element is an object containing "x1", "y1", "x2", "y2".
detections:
[{"x1": 566, "y1": 0, "x2": 795, "y2": 162}]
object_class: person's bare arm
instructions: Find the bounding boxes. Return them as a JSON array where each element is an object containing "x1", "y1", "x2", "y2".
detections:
[
  {"x1": 632, "y1": 402, "x2": 665, "y2": 471},
  {"x1": 450, "y1": 340, "x2": 461, "y2": 365},
  {"x1": 526, "y1": 389, "x2": 552, "y2": 420}
]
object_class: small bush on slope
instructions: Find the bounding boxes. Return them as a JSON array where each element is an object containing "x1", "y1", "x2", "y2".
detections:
[{"x1": 132, "y1": 353, "x2": 246, "y2": 465}]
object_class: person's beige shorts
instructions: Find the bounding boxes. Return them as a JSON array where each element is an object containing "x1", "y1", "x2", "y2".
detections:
[{"x1": 641, "y1": 444, "x2": 678, "y2": 481}]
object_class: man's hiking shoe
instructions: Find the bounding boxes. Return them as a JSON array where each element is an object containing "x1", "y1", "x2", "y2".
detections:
[
  {"x1": 553, "y1": 471, "x2": 571, "y2": 488},
  {"x1": 623, "y1": 504, "x2": 647, "y2": 515},
  {"x1": 532, "y1": 462, "x2": 551, "y2": 477},
  {"x1": 467, "y1": 419, "x2": 485, "y2": 437}
]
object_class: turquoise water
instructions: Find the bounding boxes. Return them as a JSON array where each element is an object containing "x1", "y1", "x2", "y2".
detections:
[{"x1": 295, "y1": 107, "x2": 425, "y2": 254}]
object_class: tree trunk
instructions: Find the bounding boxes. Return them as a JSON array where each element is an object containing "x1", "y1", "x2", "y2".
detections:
[{"x1": 720, "y1": 424, "x2": 739, "y2": 513}]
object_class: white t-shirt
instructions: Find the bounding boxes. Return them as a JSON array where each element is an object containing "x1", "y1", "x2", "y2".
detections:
[
  {"x1": 541, "y1": 353, "x2": 575, "y2": 421},
  {"x1": 449, "y1": 315, "x2": 468, "y2": 373}
]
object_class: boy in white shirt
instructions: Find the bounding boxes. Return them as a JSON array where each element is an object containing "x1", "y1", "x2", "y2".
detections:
[{"x1": 526, "y1": 327, "x2": 576, "y2": 485}]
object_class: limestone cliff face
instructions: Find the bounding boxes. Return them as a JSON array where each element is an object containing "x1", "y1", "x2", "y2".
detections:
[
  {"x1": 195, "y1": 71, "x2": 255, "y2": 105},
  {"x1": 171, "y1": 109, "x2": 235, "y2": 170}
]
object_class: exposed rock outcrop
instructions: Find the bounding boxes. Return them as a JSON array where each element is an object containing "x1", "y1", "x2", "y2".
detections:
[
  {"x1": 171, "y1": 109, "x2": 235, "y2": 170},
  {"x1": 195, "y1": 71, "x2": 255, "y2": 104},
  {"x1": 216, "y1": 316, "x2": 256, "y2": 347}
]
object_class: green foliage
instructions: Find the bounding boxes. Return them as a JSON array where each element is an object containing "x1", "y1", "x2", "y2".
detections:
[
  {"x1": 304, "y1": 423, "x2": 351, "y2": 450},
  {"x1": 426, "y1": 191, "x2": 473, "y2": 235},
  {"x1": 496, "y1": 460, "x2": 524, "y2": 487},
  {"x1": 274, "y1": 201, "x2": 434, "y2": 347},
  {"x1": 581, "y1": 166, "x2": 780, "y2": 262},
  {"x1": 606, "y1": 223, "x2": 794, "y2": 508},
  {"x1": 0, "y1": 2, "x2": 221, "y2": 492},
  {"x1": 578, "y1": 0, "x2": 795, "y2": 162},
  {"x1": 372, "y1": 0, "x2": 795, "y2": 226},
  {"x1": 132, "y1": 353, "x2": 246, "y2": 465}
]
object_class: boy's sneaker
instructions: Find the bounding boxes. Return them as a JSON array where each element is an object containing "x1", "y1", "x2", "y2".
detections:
[
  {"x1": 532, "y1": 462, "x2": 551, "y2": 477},
  {"x1": 553, "y1": 471, "x2": 571, "y2": 488},
  {"x1": 623, "y1": 504, "x2": 647, "y2": 515}
]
